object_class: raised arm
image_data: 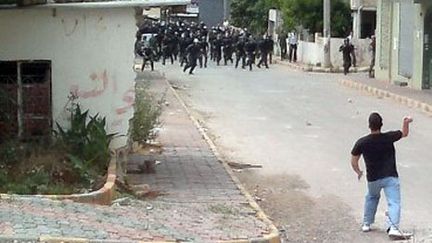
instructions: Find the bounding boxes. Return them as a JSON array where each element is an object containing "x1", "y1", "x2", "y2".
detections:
[{"x1": 402, "y1": 116, "x2": 413, "y2": 137}]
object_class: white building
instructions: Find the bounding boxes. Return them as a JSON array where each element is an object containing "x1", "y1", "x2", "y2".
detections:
[
  {"x1": 351, "y1": 0, "x2": 377, "y2": 39},
  {"x1": 0, "y1": 0, "x2": 189, "y2": 149}
]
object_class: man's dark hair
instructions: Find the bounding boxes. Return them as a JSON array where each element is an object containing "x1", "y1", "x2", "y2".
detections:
[{"x1": 369, "y1": 112, "x2": 383, "y2": 131}]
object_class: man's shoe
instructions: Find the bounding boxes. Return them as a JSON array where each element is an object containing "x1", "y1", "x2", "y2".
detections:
[
  {"x1": 361, "y1": 224, "x2": 371, "y2": 232},
  {"x1": 388, "y1": 228, "x2": 413, "y2": 240}
]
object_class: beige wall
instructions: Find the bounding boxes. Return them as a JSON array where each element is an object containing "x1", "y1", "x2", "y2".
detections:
[
  {"x1": 296, "y1": 37, "x2": 373, "y2": 68},
  {"x1": 376, "y1": 0, "x2": 428, "y2": 90},
  {"x1": 0, "y1": 8, "x2": 137, "y2": 148},
  {"x1": 351, "y1": 0, "x2": 377, "y2": 10}
]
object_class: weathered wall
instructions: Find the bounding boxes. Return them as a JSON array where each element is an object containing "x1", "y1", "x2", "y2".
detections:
[
  {"x1": 376, "y1": 0, "x2": 427, "y2": 90},
  {"x1": 0, "y1": 8, "x2": 136, "y2": 148},
  {"x1": 199, "y1": 0, "x2": 224, "y2": 26},
  {"x1": 351, "y1": 0, "x2": 377, "y2": 10},
  {"x1": 295, "y1": 37, "x2": 373, "y2": 68}
]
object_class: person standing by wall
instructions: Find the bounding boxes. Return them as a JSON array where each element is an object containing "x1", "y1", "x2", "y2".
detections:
[
  {"x1": 278, "y1": 31, "x2": 288, "y2": 60},
  {"x1": 288, "y1": 32, "x2": 298, "y2": 63},
  {"x1": 351, "y1": 113, "x2": 413, "y2": 240},
  {"x1": 369, "y1": 35, "x2": 376, "y2": 78}
]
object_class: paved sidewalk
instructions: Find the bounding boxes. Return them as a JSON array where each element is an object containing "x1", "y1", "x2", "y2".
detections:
[
  {"x1": 274, "y1": 58, "x2": 369, "y2": 73},
  {"x1": 0, "y1": 71, "x2": 275, "y2": 242},
  {"x1": 339, "y1": 73, "x2": 432, "y2": 115}
]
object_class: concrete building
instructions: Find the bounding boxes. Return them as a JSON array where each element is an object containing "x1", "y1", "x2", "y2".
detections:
[
  {"x1": 351, "y1": 0, "x2": 377, "y2": 39},
  {"x1": 0, "y1": 0, "x2": 189, "y2": 149},
  {"x1": 198, "y1": 0, "x2": 230, "y2": 27},
  {"x1": 375, "y1": 0, "x2": 432, "y2": 90}
]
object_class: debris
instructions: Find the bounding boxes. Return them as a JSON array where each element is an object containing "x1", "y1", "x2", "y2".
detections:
[
  {"x1": 111, "y1": 197, "x2": 133, "y2": 206},
  {"x1": 253, "y1": 196, "x2": 262, "y2": 202},
  {"x1": 347, "y1": 98, "x2": 353, "y2": 103},
  {"x1": 115, "y1": 178, "x2": 135, "y2": 195},
  {"x1": 146, "y1": 204, "x2": 153, "y2": 210},
  {"x1": 164, "y1": 101, "x2": 170, "y2": 106},
  {"x1": 227, "y1": 162, "x2": 262, "y2": 169},
  {"x1": 132, "y1": 142, "x2": 163, "y2": 155}
]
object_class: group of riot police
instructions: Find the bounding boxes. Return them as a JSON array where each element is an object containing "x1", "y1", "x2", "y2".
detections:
[{"x1": 135, "y1": 20, "x2": 275, "y2": 74}]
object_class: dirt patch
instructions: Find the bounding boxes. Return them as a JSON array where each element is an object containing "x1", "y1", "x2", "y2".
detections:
[{"x1": 236, "y1": 171, "x2": 395, "y2": 243}]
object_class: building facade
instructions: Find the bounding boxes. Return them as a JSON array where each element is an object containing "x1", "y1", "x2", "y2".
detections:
[
  {"x1": 351, "y1": 0, "x2": 377, "y2": 39},
  {"x1": 198, "y1": 0, "x2": 230, "y2": 27},
  {"x1": 375, "y1": 0, "x2": 432, "y2": 90},
  {"x1": 0, "y1": 0, "x2": 189, "y2": 148}
]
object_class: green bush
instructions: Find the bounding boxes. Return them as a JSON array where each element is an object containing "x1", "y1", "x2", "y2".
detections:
[
  {"x1": 56, "y1": 101, "x2": 115, "y2": 179},
  {"x1": 0, "y1": 94, "x2": 115, "y2": 195},
  {"x1": 0, "y1": 140, "x2": 22, "y2": 167},
  {"x1": 131, "y1": 82, "x2": 163, "y2": 145}
]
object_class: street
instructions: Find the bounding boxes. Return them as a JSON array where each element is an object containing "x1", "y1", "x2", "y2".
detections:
[{"x1": 159, "y1": 62, "x2": 432, "y2": 242}]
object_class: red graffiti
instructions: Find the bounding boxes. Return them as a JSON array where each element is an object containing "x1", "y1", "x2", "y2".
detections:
[
  {"x1": 115, "y1": 89, "x2": 135, "y2": 115},
  {"x1": 69, "y1": 70, "x2": 109, "y2": 99}
]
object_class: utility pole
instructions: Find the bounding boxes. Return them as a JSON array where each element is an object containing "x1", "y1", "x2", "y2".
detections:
[{"x1": 323, "y1": 0, "x2": 331, "y2": 68}]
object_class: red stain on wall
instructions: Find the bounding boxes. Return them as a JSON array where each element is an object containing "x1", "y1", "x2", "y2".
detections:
[
  {"x1": 70, "y1": 70, "x2": 109, "y2": 99},
  {"x1": 115, "y1": 89, "x2": 135, "y2": 115}
]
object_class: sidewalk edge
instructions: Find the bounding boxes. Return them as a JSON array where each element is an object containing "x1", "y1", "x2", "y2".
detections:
[
  {"x1": 339, "y1": 79, "x2": 432, "y2": 116},
  {"x1": 274, "y1": 60, "x2": 369, "y2": 73},
  {"x1": 161, "y1": 74, "x2": 281, "y2": 243}
]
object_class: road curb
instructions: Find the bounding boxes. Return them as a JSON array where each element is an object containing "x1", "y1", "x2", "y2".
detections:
[
  {"x1": 339, "y1": 79, "x2": 432, "y2": 115},
  {"x1": 161, "y1": 73, "x2": 281, "y2": 243},
  {"x1": 274, "y1": 60, "x2": 369, "y2": 73}
]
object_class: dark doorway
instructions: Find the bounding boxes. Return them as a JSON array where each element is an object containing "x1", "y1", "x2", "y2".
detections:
[
  {"x1": 423, "y1": 7, "x2": 432, "y2": 89},
  {"x1": 361, "y1": 10, "x2": 377, "y2": 38}
]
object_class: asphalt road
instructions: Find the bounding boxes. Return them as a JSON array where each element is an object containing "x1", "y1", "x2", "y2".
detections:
[{"x1": 158, "y1": 61, "x2": 432, "y2": 242}]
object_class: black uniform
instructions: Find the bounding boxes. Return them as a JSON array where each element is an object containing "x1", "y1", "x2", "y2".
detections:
[
  {"x1": 183, "y1": 42, "x2": 201, "y2": 74},
  {"x1": 199, "y1": 39, "x2": 209, "y2": 68},
  {"x1": 265, "y1": 37, "x2": 274, "y2": 64},
  {"x1": 235, "y1": 38, "x2": 246, "y2": 69},
  {"x1": 245, "y1": 39, "x2": 257, "y2": 71},
  {"x1": 339, "y1": 40, "x2": 356, "y2": 75},
  {"x1": 223, "y1": 36, "x2": 234, "y2": 65},
  {"x1": 161, "y1": 35, "x2": 174, "y2": 65},
  {"x1": 213, "y1": 37, "x2": 224, "y2": 66},
  {"x1": 257, "y1": 38, "x2": 269, "y2": 69},
  {"x1": 138, "y1": 44, "x2": 155, "y2": 71},
  {"x1": 279, "y1": 33, "x2": 288, "y2": 60}
]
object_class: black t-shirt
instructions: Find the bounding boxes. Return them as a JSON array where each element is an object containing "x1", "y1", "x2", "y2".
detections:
[{"x1": 351, "y1": 131, "x2": 403, "y2": 182}]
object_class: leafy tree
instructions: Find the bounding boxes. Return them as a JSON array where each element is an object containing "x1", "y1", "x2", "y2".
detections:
[
  {"x1": 231, "y1": 0, "x2": 282, "y2": 35},
  {"x1": 282, "y1": 0, "x2": 351, "y2": 37},
  {"x1": 230, "y1": 0, "x2": 352, "y2": 37}
]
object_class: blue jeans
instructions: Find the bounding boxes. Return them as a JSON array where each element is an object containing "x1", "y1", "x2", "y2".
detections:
[{"x1": 364, "y1": 177, "x2": 401, "y2": 229}]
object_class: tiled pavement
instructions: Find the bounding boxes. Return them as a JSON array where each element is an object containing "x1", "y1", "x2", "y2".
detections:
[{"x1": 0, "y1": 72, "x2": 272, "y2": 242}]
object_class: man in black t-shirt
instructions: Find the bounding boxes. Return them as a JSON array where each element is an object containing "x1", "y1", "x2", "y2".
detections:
[{"x1": 351, "y1": 112, "x2": 413, "y2": 240}]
